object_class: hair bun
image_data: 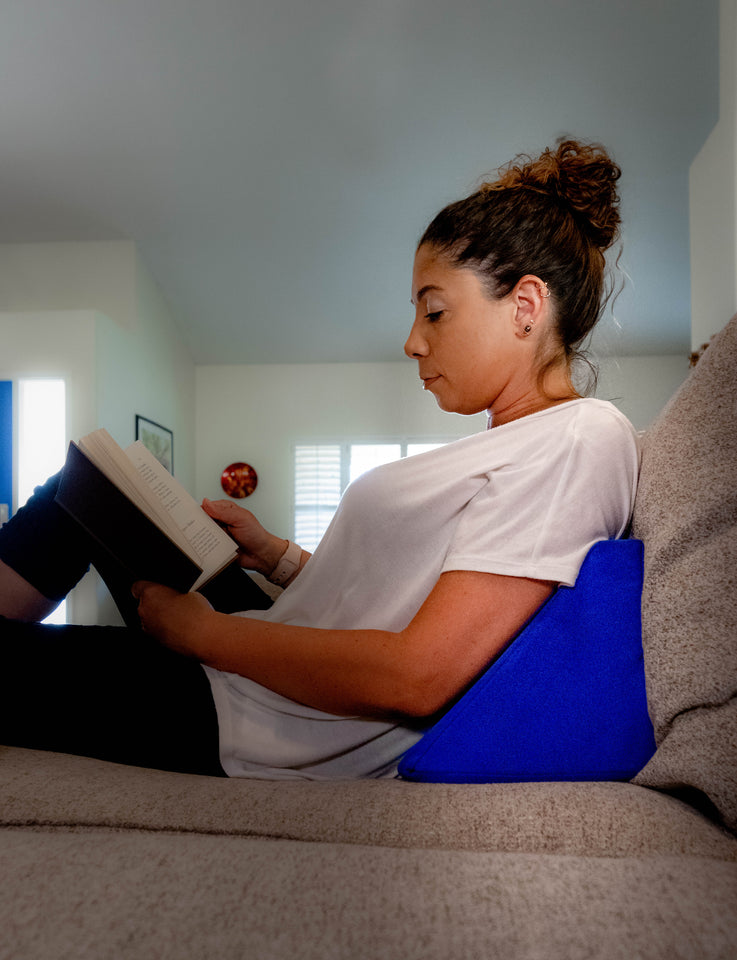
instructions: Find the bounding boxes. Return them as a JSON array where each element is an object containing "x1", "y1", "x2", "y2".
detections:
[{"x1": 489, "y1": 138, "x2": 622, "y2": 250}]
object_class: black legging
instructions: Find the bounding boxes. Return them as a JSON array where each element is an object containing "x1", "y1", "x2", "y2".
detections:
[{"x1": 0, "y1": 472, "x2": 273, "y2": 776}]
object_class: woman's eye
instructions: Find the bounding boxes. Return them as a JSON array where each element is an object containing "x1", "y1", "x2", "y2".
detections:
[{"x1": 425, "y1": 310, "x2": 444, "y2": 323}]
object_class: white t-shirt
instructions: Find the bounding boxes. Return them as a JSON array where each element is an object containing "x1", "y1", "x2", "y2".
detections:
[{"x1": 204, "y1": 399, "x2": 640, "y2": 780}]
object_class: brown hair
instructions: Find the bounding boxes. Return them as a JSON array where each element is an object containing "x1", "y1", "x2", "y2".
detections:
[{"x1": 419, "y1": 138, "x2": 622, "y2": 387}]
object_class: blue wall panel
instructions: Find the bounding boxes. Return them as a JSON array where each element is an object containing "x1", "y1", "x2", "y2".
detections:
[{"x1": 0, "y1": 381, "x2": 12, "y2": 520}]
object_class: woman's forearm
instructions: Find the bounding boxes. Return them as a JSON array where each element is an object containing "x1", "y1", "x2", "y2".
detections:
[
  {"x1": 181, "y1": 606, "x2": 413, "y2": 718},
  {"x1": 134, "y1": 570, "x2": 552, "y2": 721},
  {"x1": 133, "y1": 581, "x2": 435, "y2": 717}
]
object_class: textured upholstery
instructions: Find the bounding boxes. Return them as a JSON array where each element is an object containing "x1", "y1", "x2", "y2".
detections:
[
  {"x1": 632, "y1": 314, "x2": 737, "y2": 832},
  {"x1": 2, "y1": 746, "x2": 734, "y2": 860},
  {"x1": 2, "y1": 827, "x2": 736, "y2": 960}
]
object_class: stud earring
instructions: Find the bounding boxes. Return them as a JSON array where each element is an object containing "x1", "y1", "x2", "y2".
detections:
[{"x1": 523, "y1": 323, "x2": 533, "y2": 335}]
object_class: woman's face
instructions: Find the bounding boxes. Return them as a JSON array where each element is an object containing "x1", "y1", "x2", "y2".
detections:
[{"x1": 405, "y1": 245, "x2": 530, "y2": 417}]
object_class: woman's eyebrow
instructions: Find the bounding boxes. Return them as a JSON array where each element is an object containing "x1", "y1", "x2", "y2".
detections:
[{"x1": 411, "y1": 284, "x2": 443, "y2": 306}]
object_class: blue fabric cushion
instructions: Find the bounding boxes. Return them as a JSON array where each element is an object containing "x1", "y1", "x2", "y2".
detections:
[{"x1": 398, "y1": 539, "x2": 656, "y2": 783}]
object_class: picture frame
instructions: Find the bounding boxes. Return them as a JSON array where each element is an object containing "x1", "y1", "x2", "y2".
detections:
[{"x1": 135, "y1": 415, "x2": 174, "y2": 473}]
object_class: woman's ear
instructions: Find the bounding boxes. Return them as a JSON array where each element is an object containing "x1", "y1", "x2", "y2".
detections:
[{"x1": 512, "y1": 275, "x2": 551, "y2": 339}]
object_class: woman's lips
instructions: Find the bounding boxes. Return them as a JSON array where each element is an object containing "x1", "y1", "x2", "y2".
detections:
[{"x1": 422, "y1": 375, "x2": 441, "y2": 390}]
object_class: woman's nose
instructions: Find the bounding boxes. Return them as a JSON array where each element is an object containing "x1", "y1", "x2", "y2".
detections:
[{"x1": 404, "y1": 321, "x2": 429, "y2": 359}]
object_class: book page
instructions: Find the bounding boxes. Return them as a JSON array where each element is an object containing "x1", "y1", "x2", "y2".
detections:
[
  {"x1": 125, "y1": 441, "x2": 237, "y2": 589},
  {"x1": 78, "y1": 429, "x2": 191, "y2": 556},
  {"x1": 77, "y1": 429, "x2": 237, "y2": 590}
]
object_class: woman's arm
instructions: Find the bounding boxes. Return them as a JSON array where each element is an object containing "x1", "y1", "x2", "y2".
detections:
[{"x1": 133, "y1": 571, "x2": 554, "y2": 718}]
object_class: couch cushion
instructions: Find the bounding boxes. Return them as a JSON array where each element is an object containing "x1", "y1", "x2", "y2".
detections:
[
  {"x1": 1, "y1": 746, "x2": 735, "y2": 861},
  {"x1": 632, "y1": 314, "x2": 737, "y2": 832},
  {"x1": 2, "y1": 826, "x2": 736, "y2": 960}
]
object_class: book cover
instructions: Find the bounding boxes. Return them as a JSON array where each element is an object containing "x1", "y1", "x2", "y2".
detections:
[{"x1": 55, "y1": 441, "x2": 210, "y2": 595}]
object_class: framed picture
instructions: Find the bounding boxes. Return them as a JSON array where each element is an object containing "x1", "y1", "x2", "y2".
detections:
[{"x1": 135, "y1": 416, "x2": 174, "y2": 473}]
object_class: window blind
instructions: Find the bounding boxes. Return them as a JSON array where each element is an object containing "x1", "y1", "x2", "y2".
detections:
[{"x1": 294, "y1": 444, "x2": 342, "y2": 552}]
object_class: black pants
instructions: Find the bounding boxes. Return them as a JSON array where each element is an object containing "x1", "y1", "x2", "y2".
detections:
[{"x1": 0, "y1": 473, "x2": 273, "y2": 776}]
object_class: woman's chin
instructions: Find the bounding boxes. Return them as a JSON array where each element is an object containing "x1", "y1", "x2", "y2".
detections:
[
  {"x1": 431, "y1": 394, "x2": 454, "y2": 412},
  {"x1": 435, "y1": 396, "x2": 484, "y2": 417},
  {"x1": 425, "y1": 382, "x2": 488, "y2": 416}
]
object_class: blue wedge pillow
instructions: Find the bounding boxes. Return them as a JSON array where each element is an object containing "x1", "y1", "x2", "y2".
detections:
[{"x1": 398, "y1": 539, "x2": 656, "y2": 783}]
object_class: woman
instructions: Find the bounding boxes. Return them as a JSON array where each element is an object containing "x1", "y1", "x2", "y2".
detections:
[{"x1": 0, "y1": 138, "x2": 639, "y2": 780}]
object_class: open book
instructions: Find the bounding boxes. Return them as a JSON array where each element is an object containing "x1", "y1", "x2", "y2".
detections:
[{"x1": 55, "y1": 428, "x2": 238, "y2": 594}]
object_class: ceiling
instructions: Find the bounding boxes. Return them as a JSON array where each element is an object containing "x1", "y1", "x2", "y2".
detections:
[{"x1": 0, "y1": 0, "x2": 719, "y2": 364}]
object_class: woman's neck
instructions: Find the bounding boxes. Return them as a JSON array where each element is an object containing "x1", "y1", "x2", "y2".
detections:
[
  {"x1": 488, "y1": 367, "x2": 581, "y2": 428},
  {"x1": 488, "y1": 393, "x2": 580, "y2": 428}
]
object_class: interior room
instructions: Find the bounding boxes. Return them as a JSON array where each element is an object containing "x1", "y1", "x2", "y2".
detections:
[{"x1": 1, "y1": 3, "x2": 736, "y2": 958}]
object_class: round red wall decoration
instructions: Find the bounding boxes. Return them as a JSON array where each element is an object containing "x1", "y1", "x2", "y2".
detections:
[{"x1": 221, "y1": 462, "x2": 258, "y2": 498}]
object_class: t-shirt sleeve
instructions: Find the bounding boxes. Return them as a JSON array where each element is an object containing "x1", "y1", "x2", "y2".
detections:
[{"x1": 441, "y1": 407, "x2": 640, "y2": 587}]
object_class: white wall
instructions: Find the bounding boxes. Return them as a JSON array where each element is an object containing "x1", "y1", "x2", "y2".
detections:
[
  {"x1": 0, "y1": 242, "x2": 197, "y2": 487},
  {"x1": 0, "y1": 241, "x2": 136, "y2": 324},
  {"x1": 595, "y1": 355, "x2": 690, "y2": 429},
  {"x1": 690, "y1": 0, "x2": 737, "y2": 347},
  {"x1": 95, "y1": 249, "x2": 197, "y2": 490},
  {"x1": 0, "y1": 241, "x2": 196, "y2": 623},
  {"x1": 196, "y1": 355, "x2": 688, "y2": 539}
]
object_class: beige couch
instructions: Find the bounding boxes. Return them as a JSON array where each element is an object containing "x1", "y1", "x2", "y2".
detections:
[{"x1": 1, "y1": 317, "x2": 736, "y2": 960}]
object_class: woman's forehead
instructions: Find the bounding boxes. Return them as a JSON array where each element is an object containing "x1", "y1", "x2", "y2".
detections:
[{"x1": 411, "y1": 247, "x2": 478, "y2": 302}]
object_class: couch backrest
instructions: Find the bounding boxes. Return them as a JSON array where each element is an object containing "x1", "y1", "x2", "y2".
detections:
[{"x1": 631, "y1": 314, "x2": 737, "y2": 832}]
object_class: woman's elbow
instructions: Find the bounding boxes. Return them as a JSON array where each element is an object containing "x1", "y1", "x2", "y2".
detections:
[
  {"x1": 389, "y1": 671, "x2": 462, "y2": 719},
  {"x1": 367, "y1": 633, "x2": 475, "y2": 718}
]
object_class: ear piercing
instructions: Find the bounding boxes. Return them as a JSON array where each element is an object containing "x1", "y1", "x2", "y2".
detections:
[{"x1": 522, "y1": 281, "x2": 550, "y2": 336}]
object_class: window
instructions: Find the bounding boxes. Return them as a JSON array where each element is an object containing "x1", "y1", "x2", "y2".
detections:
[
  {"x1": 294, "y1": 440, "x2": 448, "y2": 551},
  {"x1": 294, "y1": 444, "x2": 342, "y2": 553},
  {"x1": 18, "y1": 379, "x2": 66, "y2": 624}
]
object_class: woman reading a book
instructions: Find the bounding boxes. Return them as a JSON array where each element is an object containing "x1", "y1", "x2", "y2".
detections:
[{"x1": 0, "y1": 139, "x2": 639, "y2": 780}]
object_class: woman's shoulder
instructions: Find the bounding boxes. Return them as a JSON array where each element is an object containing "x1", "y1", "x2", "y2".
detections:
[
  {"x1": 493, "y1": 397, "x2": 637, "y2": 442},
  {"x1": 550, "y1": 398, "x2": 639, "y2": 451},
  {"x1": 500, "y1": 399, "x2": 640, "y2": 471},
  {"x1": 565, "y1": 397, "x2": 638, "y2": 441},
  {"x1": 523, "y1": 397, "x2": 636, "y2": 438},
  {"x1": 541, "y1": 396, "x2": 630, "y2": 422},
  {"x1": 551, "y1": 400, "x2": 641, "y2": 484}
]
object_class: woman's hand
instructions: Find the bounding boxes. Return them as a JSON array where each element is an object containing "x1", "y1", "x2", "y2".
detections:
[
  {"x1": 202, "y1": 499, "x2": 287, "y2": 577},
  {"x1": 132, "y1": 581, "x2": 215, "y2": 659}
]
